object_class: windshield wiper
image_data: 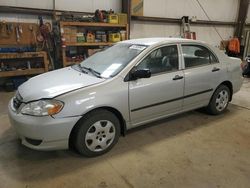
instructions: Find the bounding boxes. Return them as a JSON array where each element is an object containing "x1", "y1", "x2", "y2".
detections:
[
  {"x1": 76, "y1": 64, "x2": 88, "y2": 74},
  {"x1": 81, "y1": 66, "x2": 102, "y2": 78}
]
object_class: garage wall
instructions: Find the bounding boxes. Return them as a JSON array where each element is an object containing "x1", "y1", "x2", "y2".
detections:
[
  {"x1": 0, "y1": 0, "x2": 121, "y2": 23},
  {"x1": 55, "y1": 0, "x2": 121, "y2": 12},
  {"x1": 131, "y1": 22, "x2": 235, "y2": 47},
  {"x1": 0, "y1": 13, "x2": 51, "y2": 24},
  {"x1": 131, "y1": 0, "x2": 239, "y2": 47},
  {"x1": 0, "y1": 0, "x2": 121, "y2": 13},
  {"x1": 0, "y1": 0, "x2": 53, "y2": 9},
  {"x1": 0, "y1": 0, "x2": 242, "y2": 47},
  {"x1": 143, "y1": 0, "x2": 238, "y2": 22},
  {"x1": 245, "y1": 3, "x2": 250, "y2": 24}
]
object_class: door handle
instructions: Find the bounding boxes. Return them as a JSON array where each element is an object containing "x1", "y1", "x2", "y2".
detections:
[
  {"x1": 173, "y1": 75, "x2": 184, "y2": 80},
  {"x1": 212, "y1": 67, "x2": 220, "y2": 72}
]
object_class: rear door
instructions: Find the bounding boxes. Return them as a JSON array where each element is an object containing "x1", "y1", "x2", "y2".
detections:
[
  {"x1": 129, "y1": 45, "x2": 184, "y2": 126},
  {"x1": 181, "y1": 44, "x2": 221, "y2": 110}
]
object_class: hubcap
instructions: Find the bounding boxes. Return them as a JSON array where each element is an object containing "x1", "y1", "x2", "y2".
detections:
[
  {"x1": 85, "y1": 120, "x2": 115, "y2": 152},
  {"x1": 215, "y1": 90, "x2": 229, "y2": 111}
]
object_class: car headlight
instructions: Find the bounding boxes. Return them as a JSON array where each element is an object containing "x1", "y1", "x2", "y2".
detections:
[{"x1": 20, "y1": 99, "x2": 64, "y2": 116}]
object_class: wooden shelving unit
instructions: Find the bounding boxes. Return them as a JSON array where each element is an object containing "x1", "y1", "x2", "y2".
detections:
[
  {"x1": 64, "y1": 42, "x2": 115, "y2": 46},
  {"x1": 0, "y1": 21, "x2": 49, "y2": 79},
  {"x1": 60, "y1": 22, "x2": 127, "y2": 28},
  {"x1": 60, "y1": 21, "x2": 129, "y2": 67},
  {"x1": 0, "y1": 68, "x2": 45, "y2": 77},
  {"x1": 0, "y1": 51, "x2": 49, "y2": 78}
]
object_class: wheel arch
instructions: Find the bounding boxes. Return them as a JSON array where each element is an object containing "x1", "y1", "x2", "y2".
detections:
[{"x1": 68, "y1": 106, "x2": 127, "y2": 149}]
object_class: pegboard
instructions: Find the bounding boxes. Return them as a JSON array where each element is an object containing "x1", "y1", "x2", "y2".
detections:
[{"x1": 0, "y1": 22, "x2": 39, "y2": 46}]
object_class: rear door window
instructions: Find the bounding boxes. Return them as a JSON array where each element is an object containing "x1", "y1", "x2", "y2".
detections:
[{"x1": 182, "y1": 45, "x2": 218, "y2": 68}]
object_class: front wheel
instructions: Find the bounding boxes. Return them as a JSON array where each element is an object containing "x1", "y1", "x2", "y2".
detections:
[
  {"x1": 73, "y1": 109, "x2": 120, "y2": 157},
  {"x1": 206, "y1": 85, "x2": 230, "y2": 115}
]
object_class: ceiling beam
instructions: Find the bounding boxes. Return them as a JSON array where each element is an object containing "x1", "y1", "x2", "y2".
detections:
[{"x1": 131, "y1": 16, "x2": 236, "y2": 27}]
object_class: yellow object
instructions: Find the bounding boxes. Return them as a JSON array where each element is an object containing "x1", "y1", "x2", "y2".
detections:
[
  {"x1": 108, "y1": 14, "x2": 119, "y2": 24},
  {"x1": 131, "y1": 0, "x2": 144, "y2": 16},
  {"x1": 109, "y1": 33, "x2": 121, "y2": 42},
  {"x1": 117, "y1": 13, "x2": 128, "y2": 24}
]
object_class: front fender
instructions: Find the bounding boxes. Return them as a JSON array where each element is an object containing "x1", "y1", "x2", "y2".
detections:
[{"x1": 53, "y1": 77, "x2": 130, "y2": 122}]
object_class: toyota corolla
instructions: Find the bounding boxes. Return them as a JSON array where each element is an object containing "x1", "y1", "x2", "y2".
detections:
[{"x1": 8, "y1": 38, "x2": 243, "y2": 157}]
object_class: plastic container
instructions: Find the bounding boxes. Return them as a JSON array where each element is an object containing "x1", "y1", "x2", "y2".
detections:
[
  {"x1": 120, "y1": 30, "x2": 126, "y2": 41},
  {"x1": 108, "y1": 14, "x2": 119, "y2": 24},
  {"x1": 109, "y1": 33, "x2": 121, "y2": 42}
]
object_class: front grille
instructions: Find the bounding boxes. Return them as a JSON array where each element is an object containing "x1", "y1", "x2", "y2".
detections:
[{"x1": 13, "y1": 92, "x2": 23, "y2": 110}]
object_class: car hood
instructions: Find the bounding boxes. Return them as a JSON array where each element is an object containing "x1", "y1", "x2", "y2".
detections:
[{"x1": 18, "y1": 67, "x2": 105, "y2": 102}]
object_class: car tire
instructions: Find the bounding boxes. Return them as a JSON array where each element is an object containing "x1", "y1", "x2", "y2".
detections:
[
  {"x1": 73, "y1": 109, "x2": 120, "y2": 157},
  {"x1": 206, "y1": 85, "x2": 230, "y2": 115}
]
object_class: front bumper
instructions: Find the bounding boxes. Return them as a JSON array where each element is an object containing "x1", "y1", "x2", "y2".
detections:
[{"x1": 8, "y1": 99, "x2": 81, "y2": 150}]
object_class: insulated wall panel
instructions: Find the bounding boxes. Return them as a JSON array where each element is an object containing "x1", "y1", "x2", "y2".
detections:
[
  {"x1": 0, "y1": 0, "x2": 53, "y2": 9},
  {"x1": 130, "y1": 21, "x2": 234, "y2": 47},
  {"x1": 55, "y1": 0, "x2": 121, "y2": 12},
  {"x1": 144, "y1": 0, "x2": 238, "y2": 22}
]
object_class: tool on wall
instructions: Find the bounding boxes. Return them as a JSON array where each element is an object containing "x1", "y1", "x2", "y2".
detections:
[
  {"x1": 18, "y1": 24, "x2": 23, "y2": 34},
  {"x1": 0, "y1": 21, "x2": 11, "y2": 38},
  {"x1": 28, "y1": 24, "x2": 38, "y2": 49},
  {"x1": 15, "y1": 26, "x2": 20, "y2": 43},
  {"x1": 6, "y1": 23, "x2": 14, "y2": 35},
  {"x1": 14, "y1": 24, "x2": 23, "y2": 43}
]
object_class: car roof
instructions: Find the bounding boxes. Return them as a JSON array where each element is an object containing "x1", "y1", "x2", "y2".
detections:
[{"x1": 120, "y1": 37, "x2": 203, "y2": 46}]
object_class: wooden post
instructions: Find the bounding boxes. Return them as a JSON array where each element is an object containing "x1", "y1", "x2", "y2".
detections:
[{"x1": 122, "y1": 0, "x2": 131, "y2": 39}]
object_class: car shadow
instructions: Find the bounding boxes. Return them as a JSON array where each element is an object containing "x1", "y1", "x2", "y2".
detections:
[{"x1": 0, "y1": 104, "x2": 241, "y2": 182}]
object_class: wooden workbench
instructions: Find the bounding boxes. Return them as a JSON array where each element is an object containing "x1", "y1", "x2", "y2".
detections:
[{"x1": 0, "y1": 51, "x2": 49, "y2": 77}]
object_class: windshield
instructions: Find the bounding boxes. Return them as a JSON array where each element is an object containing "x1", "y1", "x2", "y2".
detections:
[{"x1": 79, "y1": 43, "x2": 147, "y2": 78}]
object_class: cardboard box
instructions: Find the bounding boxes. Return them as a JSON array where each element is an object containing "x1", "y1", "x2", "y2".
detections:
[
  {"x1": 131, "y1": 0, "x2": 143, "y2": 16},
  {"x1": 64, "y1": 34, "x2": 77, "y2": 43},
  {"x1": 117, "y1": 13, "x2": 128, "y2": 24},
  {"x1": 220, "y1": 40, "x2": 229, "y2": 50},
  {"x1": 64, "y1": 35, "x2": 71, "y2": 42},
  {"x1": 70, "y1": 35, "x2": 77, "y2": 43},
  {"x1": 64, "y1": 27, "x2": 77, "y2": 34}
]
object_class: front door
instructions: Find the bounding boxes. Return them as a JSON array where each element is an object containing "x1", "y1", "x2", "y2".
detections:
[{"x1": 129, "y1": 45, "x2": 184, "y2": 126}]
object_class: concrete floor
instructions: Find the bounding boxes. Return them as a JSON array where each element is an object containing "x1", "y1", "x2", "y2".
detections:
[{"x1": 0, "y1": 79, "x2": 250, "y2": 188}]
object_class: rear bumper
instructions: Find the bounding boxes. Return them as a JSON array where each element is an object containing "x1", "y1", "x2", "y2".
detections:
[{"x1": 8, "y1": 99, "x2": 81, "y2": 150}]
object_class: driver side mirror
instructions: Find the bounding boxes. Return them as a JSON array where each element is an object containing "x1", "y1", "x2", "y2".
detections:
[{"x1": 130, "y1": 69, "x2": 151, "y2": 81}]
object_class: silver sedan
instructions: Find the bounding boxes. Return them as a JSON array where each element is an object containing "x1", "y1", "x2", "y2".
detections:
[{"x1": 8, "y1": 38, "x2": 243, "y2": 157}]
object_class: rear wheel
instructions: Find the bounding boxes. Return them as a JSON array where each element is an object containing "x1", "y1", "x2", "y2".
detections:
[
  {"x1": 74, "y1": 109, "x2": 120, "y2": 157},
  {"x1": 206, "y1": 85, "x2": 230, "y2": 115}
]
